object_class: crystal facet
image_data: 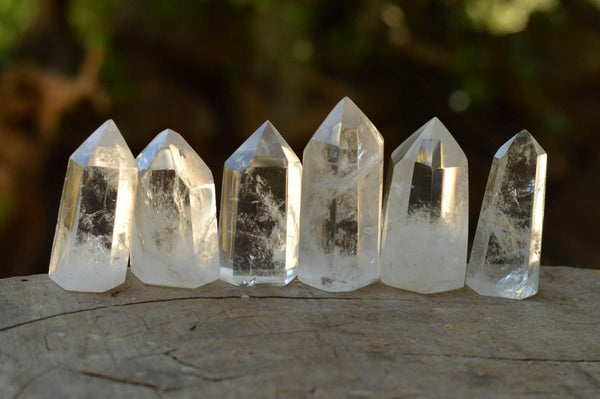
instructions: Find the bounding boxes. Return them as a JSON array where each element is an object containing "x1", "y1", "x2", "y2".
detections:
[
  {"x1": 381, "y1": 117, "x2": 468, "y2": 293},
  {"x1": 131, "y1": 129, "x2": 219, "y2": 288},
  {"x1": 49, "y1": 120, "x2": 137, "y2": 292},
  {"x1": 466, "y1": 130, "x2": 547, "y2": 299},
  {"x1": 219, "y1": 121, "x2": 302, "y2": 286},
  {"x1": 298, "y1": 97, "x2": 384, "y2": 292}
]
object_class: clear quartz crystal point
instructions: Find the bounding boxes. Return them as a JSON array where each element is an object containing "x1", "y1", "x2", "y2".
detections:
[
  {"x1": 466, "y1": 131, "x2": 547, "y2": 299},
  {"x1": 48, "y1": 120, "x2": 137, "y2": 292},
  {"x1": 219, "y1": 121, "x2": 302, "y2": 286},
  {"x1": 131, "y1": 129, "x2": 219, "y2": 288},
  {"x1": 381, "y1": 117, "x2": 468, "y2": 293},
  {"x1": 298, "y1": 97, "x2": 384, "y2": 292}
]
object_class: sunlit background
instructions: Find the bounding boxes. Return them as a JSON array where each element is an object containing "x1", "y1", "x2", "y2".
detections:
[{"x1": 1, "y1": 0, "x2": 599, "y2": 277}]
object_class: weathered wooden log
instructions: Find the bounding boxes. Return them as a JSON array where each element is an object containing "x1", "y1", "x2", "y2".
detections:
[{"x1": 0, "y1": 266, "x2": 598, "y2": 398}]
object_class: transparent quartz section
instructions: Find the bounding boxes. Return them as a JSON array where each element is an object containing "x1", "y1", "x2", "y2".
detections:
[
  {"x1": 466, "y1": 130, "x2": 547, "y2": 299},
  {"x1": 219, "y1": 121, "x2": 302, "y2": 286},
  {"x1": 131, "y1": 129, "x2": 219, "y2": 288},
  {"x1": 381, "y1": 117, "x2": 468, "y2": 294},
  {"x1": 298, "y1": 97, "x2": 384, "y2": 292},
  {"x1": 48, "y1": 120, "x2": 137, "y2": 292}
]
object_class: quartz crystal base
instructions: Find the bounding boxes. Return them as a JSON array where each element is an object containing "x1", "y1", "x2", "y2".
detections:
[
  {"x1": 220, "y1": 268, "x2": 296, "y2": 287},
  {"x1": 49, "y1": 120, "x2": 137, "y2": 292},
  {"x1": 467, "y1": 266, "x2": 539, "y2": 299},
  {"x1": 381, "y1": 220, "x2": 468, "y2": 294},
  {"x1": 466, "y1": 130, "x2": 547, "y2": 299}
]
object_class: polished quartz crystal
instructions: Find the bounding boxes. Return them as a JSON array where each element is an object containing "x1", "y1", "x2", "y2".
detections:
[
  {"x1": 131, "y1": 129, "x2": 219, "y2": 288},
  {"x1": 466, "y1": 131, "x2": 547, "y2": 299},
  {"x1": 381, "y1": 117, "x2": 468, "y2": 293},
  {"x1": 48, "y1": 120, "x2": 137, "y2": 292},
  {"x1": 298, "y1": 97, "x2": 384, "y2": 292},
  {"x1": 219, "y1": 121, "x2": 302, "y2": 286}
]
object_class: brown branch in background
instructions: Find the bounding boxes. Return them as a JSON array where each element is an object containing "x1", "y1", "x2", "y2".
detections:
[
  {"x1": 36, "y1": 50, "x2": 106, "y2": 142},
  {"x1": 0, "y1": 49, "x2": 105, "y2": 277}
]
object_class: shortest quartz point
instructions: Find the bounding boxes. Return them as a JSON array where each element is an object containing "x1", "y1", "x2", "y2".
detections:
[
  {"x1": 48, "y1": 120, "x2": 137, "y2": 292},
  {"x1": 466, "y1": 130, "x2": 547, "y2": 299},
  {"x1": 131, "y1": 129, "x2": 220, "y2": 288}
]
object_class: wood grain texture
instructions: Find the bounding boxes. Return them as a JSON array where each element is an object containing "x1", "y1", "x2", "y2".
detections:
[{"x1": 0, "y1": 266, "x2": 599, "y2": 398}]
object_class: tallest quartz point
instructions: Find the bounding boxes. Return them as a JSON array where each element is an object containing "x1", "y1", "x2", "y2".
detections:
[
  {"x1": 49, "y1": 120, "x2": 137, "y2": 292},
  {"x1": 298, "y1": 97, "x2": 384, "y2": 292}
]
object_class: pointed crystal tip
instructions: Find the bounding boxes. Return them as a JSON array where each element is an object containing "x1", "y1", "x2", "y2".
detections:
[
  {"x1": 255, "y1": 121, "x2": 283, "y2": 150},
  {"x1": 136, "y1": 128, "x2": 214, "y2": 186},
  {"x1": 421, "y1": 116, "x2": 444, "y2": 132},
  {"x1": 150, "y1": 128, "x2": 183, "y2": 150},
  {"x1": 155, "y1": 128, "x2": 181, "y2": 144},
  {"x1": 311, "y1": 96, "x2": 383, "y2": 148},
  {"x1": 225, "y1": 120, "x2": 298, "y2": 171},
  {"x1": 496, "y1": 130, "x2": 546, "y2": 159},
  {"x1": 70, "y1": 119, "x2": 135, "y2": 168},
  {"x1": 391, "y1": 117, "x2": 465, "y2": 168},
  {"x1": 137, "y1": 128, "x2": 189, "y2": 170}
]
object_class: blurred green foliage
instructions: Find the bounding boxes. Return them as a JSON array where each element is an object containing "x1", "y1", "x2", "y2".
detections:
[
  {"x1": 0, "y1": 0, "x2": 37, "y2": 62},
  {"x1": 465, "y1": 0, "x2": 558, "y2": 34},
  {"x1": 68, "y1": 0, "x2": 119, "y2": 47}
]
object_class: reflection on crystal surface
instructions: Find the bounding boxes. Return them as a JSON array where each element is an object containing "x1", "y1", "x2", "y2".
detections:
[
  {"x1": 466, "y1": 130, "x2": 547, "y2": 299},
  {"x1": 381, "y1": 117, "x2": 468, "y2": 293},
  {"x1": 298, "y1": 97, "x2": 383, "y2": 292},
  {"x1": 131, "y1": 129, "x2": 219, "y2": 288},
  {"x1": 48, "y1": 120, "x2": 137, "y2": 292},
  {"x1": 219, "y1": 121, "x2": 301, "y2": 286}
]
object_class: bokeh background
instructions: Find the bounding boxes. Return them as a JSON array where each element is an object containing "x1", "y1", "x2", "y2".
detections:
[{"x1": 1, "y1": 0, "x2": 599, "y2": 277}]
